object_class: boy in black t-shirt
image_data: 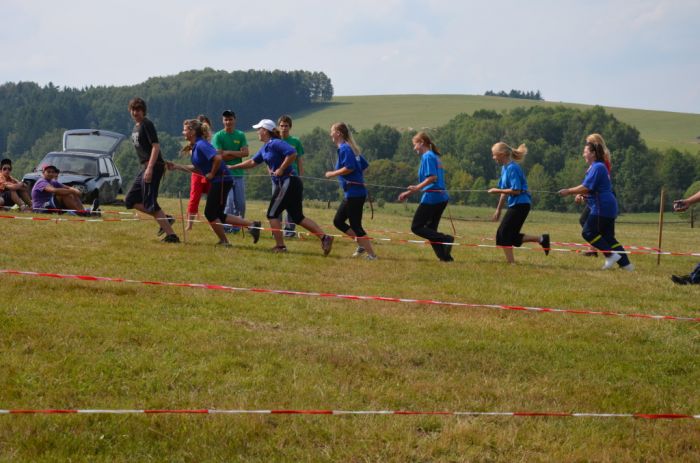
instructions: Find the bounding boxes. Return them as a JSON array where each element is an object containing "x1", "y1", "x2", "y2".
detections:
[{"x1": 125, "y1": 97, "x2": 179, "y2": 243}]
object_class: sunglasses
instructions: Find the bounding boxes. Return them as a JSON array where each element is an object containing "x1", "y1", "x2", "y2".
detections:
[{"x1": 1, "y1": 167, "x2": 11, "y2": 172}]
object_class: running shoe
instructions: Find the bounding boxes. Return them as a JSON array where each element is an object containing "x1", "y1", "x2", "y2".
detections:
[
  {"x1": 321, "y1": 235, "x2": 334, "y2": 256},
  {"x1": 157, "y1": 215, "x2": 176, "y2": 236},
  {"x1": 352, "y1": 246, "x2": 366, "y2": 257},
  {"x1": 250, "y1": 221, "x2": 261, "y2": 244}
]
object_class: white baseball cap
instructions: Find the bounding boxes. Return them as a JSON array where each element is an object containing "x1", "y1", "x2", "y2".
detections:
[{"x1": 252, "y1": 119, "x2": 276, "y2": 132}]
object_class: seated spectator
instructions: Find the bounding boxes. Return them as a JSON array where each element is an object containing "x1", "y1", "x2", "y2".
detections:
[
  {"x1": 0, "y1": 158, "x2": 31, "y2": 211},
  {"x1": 31, "y1": 164, "x2": 93, "y2": 215}
]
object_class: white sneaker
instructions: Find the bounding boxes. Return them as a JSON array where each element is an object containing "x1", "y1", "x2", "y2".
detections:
[
  {"x1": 602, "y1": 253, "x2": 622, "y2": 270},
  {"x1": 365, "y1": 254, "x2": 378, "y2": 261},
  {"x1": 352, "y1": 246, "x2": 366, "y2": 257},
  {"x1": 621, "y1": 263, "x2": 635, "y2": 272}
]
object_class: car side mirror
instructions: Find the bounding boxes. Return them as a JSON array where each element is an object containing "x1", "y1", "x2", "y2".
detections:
[{"x1": 100, "y1": 172, "x2": 110, "y2": 177}]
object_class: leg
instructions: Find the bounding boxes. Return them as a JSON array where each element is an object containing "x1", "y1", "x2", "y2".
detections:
[
  {"x1": 411, "y1": 202, "x2": 451, "y2": 261},
  {"x1": 496, "y1": 205, "x2": 530, "y2": 264}
]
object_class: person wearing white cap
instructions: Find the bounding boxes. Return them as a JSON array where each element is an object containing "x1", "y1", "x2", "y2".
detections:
[{"x1": 235, "y1": 119, "x2": 334, "y2": 255}]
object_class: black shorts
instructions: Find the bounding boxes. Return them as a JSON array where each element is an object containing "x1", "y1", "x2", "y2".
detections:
[
  {"x1": 333, "y1": 196, "x2": 367, "y2": 237},
  {"x1": 267, "y1": 176, "x2": 305, "y2": 224},
  {"x1": 124, "y1": 163, "x2": 165, "y2": 213},
  {"x1": 1, "y1": 190, "x2": 14, "y2": 206},
  {"x1": 496, "y1": 203, "x2": 530, "y2": 247}
]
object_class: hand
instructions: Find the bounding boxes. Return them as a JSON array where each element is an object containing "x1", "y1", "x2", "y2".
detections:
[
  {"x1": 487, "y1": 188, "x2": 499, "y2": 195},
  {"x1": 274, "y1": 168, "x2": 284, "y2": 177},
  {"x1": 398, "y1": 191, "x2": 410, "y2": 202},
  {"x1": 324, "y1": 171, "x2": 333, "y2": 179},
  {"x1": 558, "y1": 188, "x2": 569, "y2": 197},
  {"x1": 574, "y1": 194, "x2": 585, "y2": 204},
  {"x1": 492, "y1": 210, "x2": 501, "y2": 222},
  {"x1": 144, "y1": 167, "x2": 153, "y2": 183},
  {"x1": 673, "y1": 200, "x2": 689, "y2": 212},
  {"x1": 407, "y1": 185, "x2": 418, "y2": 192}
]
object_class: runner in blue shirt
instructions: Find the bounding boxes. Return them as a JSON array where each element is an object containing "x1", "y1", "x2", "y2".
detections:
[
  {"x1": 236, "y1": 119, "x2": 334, "y2": 256},
  {"x1": 325, "y1": 122, "x2": 377, "y2": 260},
  {"x1": 488, "y1": 142, "x2": 550, "y2": 264},
  {"x1": 558, "y1": 135, "x2": 633, "y2": 271},
  {"x1": 398, "y1": 132, "x2": 454, "y2": 262}
]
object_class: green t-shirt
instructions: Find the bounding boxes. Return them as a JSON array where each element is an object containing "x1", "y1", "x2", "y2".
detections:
[
  {"x1": 283, "y1": 136, "x2": 304, "y2": 174},
  {"x1": 212, "y1": 129, "x2": 248, "y2": 177}
]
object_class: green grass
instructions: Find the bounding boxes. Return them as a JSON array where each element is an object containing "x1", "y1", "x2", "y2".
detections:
[
  {"x1": 248, "y1": 95, "x2": 700, "y2": 153},
  {"x1": 2, "y1": 199, "x2": 700, "y2": 461}
]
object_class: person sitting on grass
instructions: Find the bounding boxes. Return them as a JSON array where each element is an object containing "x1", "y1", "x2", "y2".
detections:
[
  {"x1": 30, "y1": 164, "x2": 95, "y2": 216},
  {"x1": 670, "y1": 189, "x2": 700, "y2": 284},
  {"x1": 0, "y1": 158, "x2": 31, "y2": 211}
]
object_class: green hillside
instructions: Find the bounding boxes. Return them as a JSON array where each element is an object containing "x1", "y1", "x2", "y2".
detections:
[{"x1": 271, "y1": 95, "x2": 700, "y2": 152}]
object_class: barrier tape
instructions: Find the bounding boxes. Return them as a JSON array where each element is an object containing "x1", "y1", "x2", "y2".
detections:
[
  {"x1": 0, "y1": 408, "x2": 697, "y2": 419},
  {"x1": 2, "y1": 269, "x2": 698, "y2": 322}
]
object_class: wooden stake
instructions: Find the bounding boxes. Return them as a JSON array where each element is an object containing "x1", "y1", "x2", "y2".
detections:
[
  {"x1": 178, "y1": 192, "x2": 187, "y2": 244},
  {"x1": 657, "y1": 187, "x2": 665, "y2": 265}
]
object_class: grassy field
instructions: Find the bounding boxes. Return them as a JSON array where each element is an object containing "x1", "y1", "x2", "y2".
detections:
[
  {"x1": 249, "y1": 95, "x2": 700, "y2": 153},
  {"x1": 1, "y1": 198, "x2": 699, "y2": 461}
]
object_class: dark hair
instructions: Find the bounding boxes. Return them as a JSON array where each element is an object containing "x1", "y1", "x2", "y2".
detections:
[
  {"x1": 222, "y1": 110, "x2": 236, "y2": 118},
  {"x1": 269, "y1": 128, "x2": 281, "y2": 139},
  {"x1": 128, "y1": 97, "x2": 147, "y2": 114},
  {"x1": 0, "y1": 158, "x2": 11, "y2": 168},
  {"x1": 278, "y1": 114, "x2": 293, "y2": 127}
]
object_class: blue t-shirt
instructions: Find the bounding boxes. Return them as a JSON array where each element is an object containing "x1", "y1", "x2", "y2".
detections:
[
  {"x1": 335, "y1": 143, "x2": 368, "y2": 198},
  {"x1": 582, "y1": 161, "x2": 617, "y2": 218},
  {"x1": 252, "y1": 139, "x2": 297, "y2": 183},
  {"x1": 498, "y1": 161, "x2": 531, "y2": 208},
  {"x1": 418, "y1": 151, "x2": 449, "y2": 205},
  {"x1": 191, "y1": 138, "x2": 231, "y2": 183}
]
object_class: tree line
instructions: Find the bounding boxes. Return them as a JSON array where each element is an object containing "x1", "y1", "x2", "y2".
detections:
[
  {"x1": 0, "y1": 68, "x2": 333, "y2": 157},
  {"x1": 484, "y1": 89, "x2": 543, "y2": 101}
]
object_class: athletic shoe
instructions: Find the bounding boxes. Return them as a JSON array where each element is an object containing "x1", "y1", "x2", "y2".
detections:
[
  {"x1": 540, "y1": 233, "x2": 550, "y2": 256},
  {"x1": 443, "y1": 236, "x2": 455, "y2": 261},
  {"x1": 161, "y1": 234, "x2": 180, "y2": 243},
  {"x1": 271, "y1": 245, "x2": 287, "y2": 253},
  {"x1": 671, "y1": 274, "x2": 691, "y2": 285},
  {"x1": 621, "y1": 263, "x2": 635, "y2": 272},
  {"x1": 10, "y1": 204, "x2": 19, "y2": 211},
  {"x1": 91, "y1": 198, "x2": 100, "y2": 212},
  {"x1": 583, "y1": 250, "x2": 598, "y2": 257},
  {"x1": 352, "y1": 246, "x2": 366, "y2": 257},
  {"x1": 216, "y1": 241, "x2": 232, "y2": 248},
  {"x1": 249, "y1": 221, "x2": 261, "y2": 244},
  {"x1": 365, "y1": 254, "x2": 378, "y2": 261},
  {"x1": 321, "y1": 235, "x2": 334, "y2": 256},
  {"x1": 601, "y1": 252, "x2": 622, "y2": 270},
  {"x1": 157, "y1": 215, "x2": 176, "y2": 236}
]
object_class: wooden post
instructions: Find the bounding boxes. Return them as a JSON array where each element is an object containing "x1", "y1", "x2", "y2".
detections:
[
  {"x1": 691, "y1": 207, "x2": 694, "y2": 229},
  {"x1": 178, "y1": 192, "x2": 187, "y2": 244},
  {"x1": 657, "y1": 187, "x2": 665, "y2": 265}
]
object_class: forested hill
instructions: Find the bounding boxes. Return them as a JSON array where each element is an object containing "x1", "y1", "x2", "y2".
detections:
[{"x1": 0, "y1": 68, "x2": 333, "y2": 156}]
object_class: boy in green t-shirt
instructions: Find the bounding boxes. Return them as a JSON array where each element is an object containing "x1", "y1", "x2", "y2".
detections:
[{"x1": 212, "y1": 110, "x2": 249, "y2": 232}]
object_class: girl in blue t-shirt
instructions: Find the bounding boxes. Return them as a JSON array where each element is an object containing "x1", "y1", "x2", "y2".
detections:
[
  {"x1": 166, "y1": 119, "x2": 261, "y2": 247},
  {"x1": 236, "y1": 119, "x2": 334, "y2": 256},
  {"x1": 488, "y1": 142, "x2": 550, "y2": 264},
  {"x1": 398, "y1": 131, "x2": 454, "y2": 262},
  {"x1": 558, "y1": 136, "x2": 633, "y2": 271},
  {"x1": 325, "y1": 122, "x2": 377, "y2": 260}
]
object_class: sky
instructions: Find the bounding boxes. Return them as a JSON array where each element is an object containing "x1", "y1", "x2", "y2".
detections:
[{"x1": 2, "y1": 0, "x2": 699, "y2": 114}]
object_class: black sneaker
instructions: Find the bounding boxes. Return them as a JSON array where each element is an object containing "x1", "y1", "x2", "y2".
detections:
[
  {"x1": 157, "y1": 215, "x2": 176, "y2": 237},
  {"x1": 583, "y1": 250, "x2": 598, "y2": 257},
  {"x1": 540, "y1": 233, "x2": 550, "y2": 256},
  {"x1": 321, "y1": 234, "x2": 334, "y2": 256},
  {"x1": 161, "y1": 234, "x2": 180, "y2": 243},
  {"x1": 91, "y1": 198, "x2": 101, "y2": 213},
  {"x1": 443, "y1": 236, "x2": 455, "y2": 261},
  {"x1": 250, "y1": 221, "x2": 261, "y2": 244},
  {"x1": 671, "y1": 274, "x2": 691, "y2": 285}
]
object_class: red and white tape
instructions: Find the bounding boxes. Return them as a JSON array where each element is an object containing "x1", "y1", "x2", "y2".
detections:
[
  {"x1": 2, "y1": 269, "x2": 698, "y2": 322},
  {"x1": 1, "y1": 408, "x2": 697, "y2": 419}
]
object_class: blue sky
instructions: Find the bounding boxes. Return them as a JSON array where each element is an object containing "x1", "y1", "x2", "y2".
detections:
[{"x1": 2, "y1": 0, "x2": 698, "y2": 113}]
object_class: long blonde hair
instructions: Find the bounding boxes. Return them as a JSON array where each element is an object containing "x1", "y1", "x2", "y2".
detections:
[
  {"x1": 331, "y1": 122, "x2": 361, "y2": 155},
  {"x1": 492, "y1": 142, "x2": 527, "y2": 162}
]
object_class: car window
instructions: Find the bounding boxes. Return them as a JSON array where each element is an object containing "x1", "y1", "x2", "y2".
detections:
[
  {"x1": 99, "y1": 158, "x2": 109, "y2": 176},
  {"x1": 106, "y1": 159, "x2": 116, "y2": 177},
  {"x1": 64, "y1": 130, "x2": 124, "y2": 155},
  {"x1": 39, "y1": 154, "x2": 97, "y2": 176}
]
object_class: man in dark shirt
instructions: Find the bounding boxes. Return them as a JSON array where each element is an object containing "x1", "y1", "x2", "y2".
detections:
[{"x1": 125, "y1": 97, "x2": 179, "y2": 243}]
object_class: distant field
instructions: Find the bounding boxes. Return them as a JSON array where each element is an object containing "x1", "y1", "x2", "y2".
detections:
[
  {"x1": 251, "y1": 95, "x2": 700, "y2": 152},
  {"x1": 2, "y1": 200, "x2": 699, "y2": 460}
]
